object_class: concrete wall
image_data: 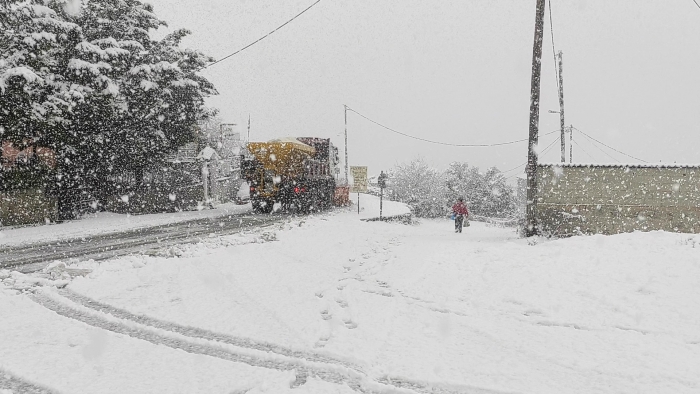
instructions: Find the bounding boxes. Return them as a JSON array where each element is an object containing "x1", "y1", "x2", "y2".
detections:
[
  {"x1": 536, "y1": 164, "x2": 700, "y2": 235},
  {"x1": 0, "y1": 187, "x2": 57, "y2": 226}
]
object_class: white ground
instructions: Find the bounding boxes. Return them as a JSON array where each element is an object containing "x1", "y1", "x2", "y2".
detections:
[{"x1": 1, "y1": 194, "x2": 699, "y2": 393}]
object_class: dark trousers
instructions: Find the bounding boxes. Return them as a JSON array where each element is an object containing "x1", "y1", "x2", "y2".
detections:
[{"x1": 455, "y1": 215, "x2": 464, "y2": 233}]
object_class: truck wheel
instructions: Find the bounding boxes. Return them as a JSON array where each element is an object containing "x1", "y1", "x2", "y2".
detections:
[{"x1": 264, "y1": 200, "x2": 275, "y2": 214}]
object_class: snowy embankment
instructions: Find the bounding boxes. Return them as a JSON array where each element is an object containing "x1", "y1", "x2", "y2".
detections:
[
  {"x1": 0, "y1": 202, "x2": 251, "y2": 247},
  {"x1": 350, "y1": 193, "x2": 411, "y2": 220},
  {"x1": 1, "y1": 194, "x2": 699, "y2": 393}
]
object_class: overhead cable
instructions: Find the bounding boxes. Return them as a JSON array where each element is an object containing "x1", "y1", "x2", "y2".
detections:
[
  {"x1": 502, "y1": 161, "x2": 528, "y2": 174},
  {"x1": 572, "y1": 127, "x2": 648, "y2": 162},
  {"x1": 346, "y1": 106, "x2": 558, "y2": 147},
  {"x1": 504, "y1": 135, "x2": 560, "y2": 180},
  {"x1": 547, "y1": 0, "x2": 560, "y2": 91},
  {"x1": 578, "y1": 132, "x2": 620, "y2": 162},
  {"x1": 572, "y1": 139, "x2": 596, "y2": 162},
  {"x1": 693, "y1": 0, "x2": 700, "y2": 10},
  {"x1": 200, "y1": 0, "x2": 322, "y2": 71}
]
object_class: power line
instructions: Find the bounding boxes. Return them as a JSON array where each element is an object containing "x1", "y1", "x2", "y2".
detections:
[
  {"x1": 200, "y1": 0, "x2": 322, "y2": 71},
  {"x1": 547, "y1": 0, "x2": 560, "y2": 91},
  {"x1": 693, "y1": 0, "x2": 700, "y2": 10},
  {"x1": 502, "y1": 132, "x2": 562, "y2": 174},
  {"x1": 503, "y1": 161, "x2": 527, "y2": 174},
  {"x1": 578, "y1": 131, "x2": 620, "y2": 162},
  {"x1": 346, "y1": 106, "x2": 558, "y2": 147},
  {"x1": 504, "y1": 135, "x2": 560, "y2": 179},
  {"x1": 572, "y1": 138, "x2": 596, "y2": 162},
  {"x1": 572, "y1": 127, "x2": 648, "y2": 162},
  {"x1": 539, "y1": 134, "x2": 562, "y2": 158}
]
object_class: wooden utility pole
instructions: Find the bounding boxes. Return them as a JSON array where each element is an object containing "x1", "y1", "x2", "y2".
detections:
[
  {"x1": 247, "y1": 114, "x2": 251, "y2": 142},
  {"x1": 525, "y1": 0, "x2": 546, "y2": 237},
  {"x1": 557, "y1": 51, "x2": 565, "y2": 163},
  {"x1": 344, "y1": 105, "x2": 349, "y2": 185}
]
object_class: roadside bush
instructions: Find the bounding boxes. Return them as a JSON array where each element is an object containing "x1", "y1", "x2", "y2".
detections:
[{"x1": 390, "y1": 158, "x2": 518, "y2": 219}]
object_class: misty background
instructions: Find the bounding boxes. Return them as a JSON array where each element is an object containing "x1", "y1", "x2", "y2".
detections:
[{"x1": 149, "y1": 0, "x2": 700, "y2": 179}]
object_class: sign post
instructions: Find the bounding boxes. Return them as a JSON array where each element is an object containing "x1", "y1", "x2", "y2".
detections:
[
  {"x1": 350, "y1": 166, "x2": 368, "y2": 214},
  {"x1": 378, "y1": 171, "x2": 388, "y2": 220}
]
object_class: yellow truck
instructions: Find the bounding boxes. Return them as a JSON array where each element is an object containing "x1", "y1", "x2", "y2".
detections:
[{"x1": 241, "y1": 137, "x2": 339, "y2": 213}]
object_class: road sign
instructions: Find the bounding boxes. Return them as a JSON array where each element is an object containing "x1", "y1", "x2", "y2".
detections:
[
  {"x1": 350, "y1": 166, "x2": 367, "y2": 193},
  {"x1": 378, "y1": 171, "x2": 388, "y2": 189}
]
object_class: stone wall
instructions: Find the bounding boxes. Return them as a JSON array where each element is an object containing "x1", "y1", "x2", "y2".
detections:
[{"x1": 536, "y1": 164, "x2": 700, "y2": 235}]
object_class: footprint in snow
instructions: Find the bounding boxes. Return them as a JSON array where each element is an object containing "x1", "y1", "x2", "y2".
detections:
[
  {"x1": 320, "y1": 310, "x2": 332, "y2": 320},
  {"x1": 376, "y1": 280, "x2": 389, "y2": 288},
  {"x1": 336, "y1": 299, "x2": 348, "y2": 308},
  {"x1": 314, "y1": 336, "x2": 330, "y2": 348},
  {"x1": 343, "y1": 320, "x2": 358, "y2": 329}
]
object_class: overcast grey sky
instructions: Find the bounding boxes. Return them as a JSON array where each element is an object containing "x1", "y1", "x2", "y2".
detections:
[{"x1": 148, "y1": 0, "x2": 700, "y2": 178}]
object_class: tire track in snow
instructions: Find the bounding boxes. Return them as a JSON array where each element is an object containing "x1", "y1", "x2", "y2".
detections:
[
  {"x1": 33, "y1": 290, "x2": 504, "y2": 394},
  {"x1": 29, "y1": 291, "x2": 405, "y2": 394},
  {"x1": 0, "y1": 368, "x2": 62, "y2": 394},
  {"x1": 57, "y1": 288, "x2": 366, "y2": 374},
  {"x1": 375, "y1": 376, "x2": 515, "y2": 394}
]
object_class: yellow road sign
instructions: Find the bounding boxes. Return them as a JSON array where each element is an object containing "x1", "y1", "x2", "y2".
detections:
[{"x1": 350, "y1": 166, "x2": 368, "y2": 193}]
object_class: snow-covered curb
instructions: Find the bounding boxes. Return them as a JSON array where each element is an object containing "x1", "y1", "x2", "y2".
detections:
[{"x1": 0, "y1": 203, "x2": 252, "y2": 247}]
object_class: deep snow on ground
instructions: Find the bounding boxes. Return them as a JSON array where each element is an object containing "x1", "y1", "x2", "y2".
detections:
[
  {"x1": 0, "y1": 202, "x2": 251, "y2": 247},
  {"x1": 1, "y1": 194, "x2": 699, "y2": 393}
]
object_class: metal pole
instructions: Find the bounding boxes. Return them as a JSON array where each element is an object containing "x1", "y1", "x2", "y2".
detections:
[
  {"x1": 344, "y1": 105, "x2": 349, "y2": 186},
  {"x1": 558, "y1": 51, "x2": 565, "y2": 163},
  {"x1": 380, "y1": 188, "x2": 383, "y2": 220},
  {"x1": 247, "y1": 114, "x2": 250, "y2": 142},
  {"x1": 525, "y1": 0, "x2": 546, "y2": 237},
  {"x1": 202, "y1": 161, "x2": 209, "y2": 205},
  {"x1": 357, "y1": 192, "x2": 360, "y2": 214}
]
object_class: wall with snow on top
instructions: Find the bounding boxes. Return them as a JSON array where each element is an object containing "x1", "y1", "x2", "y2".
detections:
[{"x1": 537, "y1": 164, "x2": 700, "y2": 235}]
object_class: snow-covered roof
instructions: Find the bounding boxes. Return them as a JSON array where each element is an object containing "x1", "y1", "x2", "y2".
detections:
[
  {"x1": 268, "y1": 137, "x2": 312, "y2": 146},
  {"x1": 538, "y1": 163, "x2": 700, "y2": 169}
]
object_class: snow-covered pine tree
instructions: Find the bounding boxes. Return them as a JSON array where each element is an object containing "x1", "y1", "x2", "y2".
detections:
[
  {"x1": 0, "y1": 0, "x2": 94, "y2": 198},
  {"x1": 1, "y1": 0, "x2": 217, "y2": 219}
]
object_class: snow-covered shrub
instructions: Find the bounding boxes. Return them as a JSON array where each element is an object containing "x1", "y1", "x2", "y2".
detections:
[
  {"x1": 445, "y1": 163, "x2": 517, "y2": 219},
  {"x1": 390, "y1": 159, "x2": 518, "y2": 219}
]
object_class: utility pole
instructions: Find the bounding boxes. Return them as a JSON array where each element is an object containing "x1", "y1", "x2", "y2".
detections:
[
  {"x1": 525, "y1": 0, "x2": 546, "y2": 237},
  {"x1": 557, "y1": 51, "x2": 565, "y2": 163},
  {"x1": 247, "y1": 114, "x2": 251, "y2": 143},
  {"x1": 569, "y1": 125, "x2": 573, "y2": 163},
  {"x1": 344, "y1": 105, "x2": 349, "y2": 185}
]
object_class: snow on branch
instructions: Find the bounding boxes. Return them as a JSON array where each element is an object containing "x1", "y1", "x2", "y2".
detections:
[
  {"x1": 67, "y1": 59, "x2": 112, "y2": 74},
  {"x1": 27, "y1": 4, "x2": 57, "y2": 18},
  {"x1": 22, "y1": 32, "x2": 58, "y2": 47},
  {"x1": 140, "y1": 80, "x2": 159, "y2": 91},
  {"x1": 76, "y1": 42, "x2": 130, "y2": 59},
  {"x1": 169, "y1": 79, "x2": 199, "y2": 88},
  {"x1": 0, "y1": 67, "x2": 41, "y2": 93}
]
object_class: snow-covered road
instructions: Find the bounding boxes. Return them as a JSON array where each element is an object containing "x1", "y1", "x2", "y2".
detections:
[
  {"x1": 0, "y1": 211, "x2": 283, "y2": 273},
  {"x1": 1, "y1": 195, "x2": 699, "y2": 393}
]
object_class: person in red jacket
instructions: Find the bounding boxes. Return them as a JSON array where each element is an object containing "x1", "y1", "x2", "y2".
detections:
[{"x1": 452, "y1": 197, "x2": 469, "y2": 233}]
